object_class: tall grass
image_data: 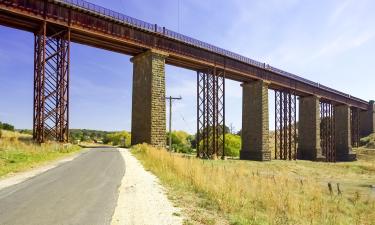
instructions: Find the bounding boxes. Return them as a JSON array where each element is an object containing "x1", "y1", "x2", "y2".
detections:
[
  {"x1": 132, "y1": 144, "x2": 375, "y2": 225},
  {"x1": 0, "y1": 130, "x2": 81, "y2": 177}
]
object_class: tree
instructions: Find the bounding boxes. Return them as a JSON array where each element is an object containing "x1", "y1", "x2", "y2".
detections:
[
  {"x1": 224, "y1": 134, "x2": 241, "y2": 157},
  {"x1": 166, "y1": 130, "x2": 193, "y2": 153},
  {"x1": 1, "y1": 122, "x2": 14, "y2": 131},
  {"x1": 104, "y1": 131, "x2": 131, "y2": 147},
  {"x1": 197, "y1": 133, "x2": 241, "y2": 157},
  {"x1": 187, "y1": 135, "x2": 196, "y2": 149}
]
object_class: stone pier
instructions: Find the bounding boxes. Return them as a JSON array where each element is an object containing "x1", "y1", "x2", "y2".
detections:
[
  {"x1": 360, "y1": 100, "x2": 375, "y2": 137},
  {"x1": 297, "y1": 95, "x2": 325, "y2": 161},
  {"x1": 335, "y1": 104, "x2": 356, "y2": 161},
  {"x1": 131, "y1": 50, "x2": 168, "y2": 148},
  {"x1": 240, "y1": 80, "x2": 271, "y2": 161}
]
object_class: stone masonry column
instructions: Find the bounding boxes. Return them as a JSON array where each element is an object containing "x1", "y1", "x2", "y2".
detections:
[
  {"x1": 131, "y1": 50, "x2": 168, "y2": 148},
  {"x1": 335, "y1": 104, "x2": 356, "y2": 161},
  {"x1": 297, "y1": 95, "x2": 325, "y2": 161},
  {"x1": 240, "y1": 80, "x2": 271, "y2": 161},
  {"x1": 360, "y1": 100, "x2": 375, "y2": 137}
]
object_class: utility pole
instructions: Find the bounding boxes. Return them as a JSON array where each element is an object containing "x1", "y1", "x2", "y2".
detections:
[
  {"x1": 229, "y1": 123, "x2": 234, "y2": 134},
  {"x1": 166, "y1": 96, "x2": 182, "y2": 151}
]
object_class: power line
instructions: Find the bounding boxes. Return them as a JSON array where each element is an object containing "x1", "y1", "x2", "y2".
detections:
[{"x1": 178, "y1": 111, "x2": 192, "y2": 132}]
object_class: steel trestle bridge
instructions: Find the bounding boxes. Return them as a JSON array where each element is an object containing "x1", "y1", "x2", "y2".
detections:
[{"x1": 0, "y1": 0, "x2": 372, "y2": 162}]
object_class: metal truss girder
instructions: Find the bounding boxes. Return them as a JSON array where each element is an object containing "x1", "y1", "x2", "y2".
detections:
[
  {"x1": 33, "y1": 22, "x2": 70, "y2": 143},
  {"x1": 197, "y1": 68, "x2": 225, "y2": 159},
  {"x1": 274, "y1": 90, "x2": 297, "y2": 160},
  {"x1": 320, "y1": 101, "x2": 335, "y2": 162},
  {"x1": 351, "y1": 107, "x2": 360, "y2": 148}
]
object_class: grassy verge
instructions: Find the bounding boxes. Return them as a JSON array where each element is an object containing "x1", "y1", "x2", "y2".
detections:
[
  {"x1": 132, "y1": 144, "x2": 375, "y2": 225},
  {"x1": 0, "y1": 130, "x2": 81, "y2": 177}
]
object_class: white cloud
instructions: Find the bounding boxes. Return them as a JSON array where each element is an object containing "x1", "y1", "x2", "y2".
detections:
[
  {"x1": 329, "y1": 0, "x2": 353, "y2": 24},
  {"x1": 312, "y1": 31, "x2": 375, "y2": 60}
]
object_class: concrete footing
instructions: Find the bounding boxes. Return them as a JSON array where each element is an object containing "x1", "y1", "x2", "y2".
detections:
[{"x1": 240, "y1": 80, "x2": 271, "y2": 161}]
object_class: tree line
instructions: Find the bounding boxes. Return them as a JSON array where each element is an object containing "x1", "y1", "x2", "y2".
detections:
[
  {"x1": 168, "y1": 126, "x2": 242, "y2": 157},
  {"x1": 69, "y1": 127, "x2": 242, "y2": 156},
  {"x1": 0, "y1": 122, "x2": 242, "y2": 156},
  {"x1": 0, "y1": 121, "x2": 14, "y2": 131}
]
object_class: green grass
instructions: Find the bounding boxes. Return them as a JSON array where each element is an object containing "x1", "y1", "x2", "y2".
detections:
[
  {"x1": 0, "y1": 130, "x2": 81, "y2": 177},
  {"x1": 132, "y1": 144, "x2": 375, "y2": 225}
]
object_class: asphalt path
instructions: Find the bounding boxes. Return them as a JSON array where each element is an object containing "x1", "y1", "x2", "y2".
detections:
[{"x1": 0, "y1": 147, "x2": 125, "y2": 225}]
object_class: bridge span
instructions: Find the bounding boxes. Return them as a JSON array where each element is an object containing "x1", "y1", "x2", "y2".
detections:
[{"x1": 0, "y1": 0, "x2": 373, "y2": 162}]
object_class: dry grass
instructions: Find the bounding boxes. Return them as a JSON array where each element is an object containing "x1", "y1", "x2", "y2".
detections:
[
  {"x1": 0, "y1": 130, "x2": 81, "y2": 177},
  {"x1": 132, "y1": 144, "x2": 375, "y2": 225}
]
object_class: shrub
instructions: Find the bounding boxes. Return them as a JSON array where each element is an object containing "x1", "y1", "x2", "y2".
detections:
[
  {"x1": 173, "y1": 143, "x2": 193, "y2": 154},
  {"x1": 0, "y1": 121, "x2": 15, "y2": 131},
  {"x1": 166, "y1": 130, "x2": 193, "y2": 153},
  {"x1": 104, "y1": 131, "x2": 131, "y2": 147},
  {"x1": 224, "y1": 133, "x2": 241, "y2": 157},
  {"x1": 360, "y1": 133, "x2": 375, "y2": 149},
  {"x1": 1, "y1": 123, "x2": 14, "y2": 131},
  {"x1": 198, "y1": 133, "x2": 241, "y2": 157}
]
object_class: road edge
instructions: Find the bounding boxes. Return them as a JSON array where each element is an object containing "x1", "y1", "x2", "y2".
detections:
[
  {"x1": 0, "y1": 148, "x2": 90, "y2": 191},
  {"x1": 111, "y1": 148, "x2": 183, "y2": 225}
]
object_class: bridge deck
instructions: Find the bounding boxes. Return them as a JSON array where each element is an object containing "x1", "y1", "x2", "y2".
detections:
[{"x1": 0, "y1": 0, "x2": 368, "y2": 109}]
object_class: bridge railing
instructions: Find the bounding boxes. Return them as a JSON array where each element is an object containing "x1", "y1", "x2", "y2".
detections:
[
  {"x1": 58, "y1": 0, "x2": 156, "y2": 32},
  {"x1": 55, "y1": 0, "x2": 269, "y2": 70},
  {"x1": 265, "y1": 65, "x2": 318, "y2": 87},
  {"x1": 54, "y1": 0, "x2": 367, "y2": 104},
  {"x1": 317, "y1": 84, "x2": 351, "y2": 98}
]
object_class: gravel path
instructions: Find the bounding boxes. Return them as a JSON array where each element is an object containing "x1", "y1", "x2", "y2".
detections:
[{"x1": 111, "y1": 148, "x2": 183, "y2": 225}]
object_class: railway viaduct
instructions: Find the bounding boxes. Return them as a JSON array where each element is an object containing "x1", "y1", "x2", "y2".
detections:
[{"x1": 0, "y1": 0, "x2": 373, "y2": 162}]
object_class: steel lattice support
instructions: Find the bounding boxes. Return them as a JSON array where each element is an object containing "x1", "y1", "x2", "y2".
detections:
[
  {"x1": 274, "y1": 90, "x2": 297, "y2": 160},
  {"x1": 33, "y1": 23, "x2": 70, "y2": 143},
  {"x1": 351, "y1": 107, "x2": 360, "y2": 148},
  {"x1": 320, "y1": 102, "x2": 335, "y2": 162},
  {"x1": 197, "y1": 68, "x2": 225, "y2": 159}
]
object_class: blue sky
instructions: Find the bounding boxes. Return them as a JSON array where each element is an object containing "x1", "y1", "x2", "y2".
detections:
[{"x1": 0, "y1": 0, "x2": 374, "y2": 134}]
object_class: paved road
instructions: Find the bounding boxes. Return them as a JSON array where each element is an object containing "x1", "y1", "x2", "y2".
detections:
[{"x1": 0, "y1": 147, "x2": 125, "y2": 225}]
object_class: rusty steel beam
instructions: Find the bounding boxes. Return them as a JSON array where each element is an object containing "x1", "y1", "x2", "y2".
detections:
[
  {"x1": 33, "y1": 22, "x2": 69, "y2": 143},
  {"x1": 197, "y1": 68, "x2": 225, "y2": 159},
  {"x1": 274, "y1": 90, "x2": 297, "y2": 160},
  {"x1": 320, "y1": 101, "x2": 335, "y2": 162},
  {"x1": 351, "y1": 107, "x2": 360, "y2": 148},
  {"x1": 0, "y1": 0, "x2": 369, "y2": 110}
]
